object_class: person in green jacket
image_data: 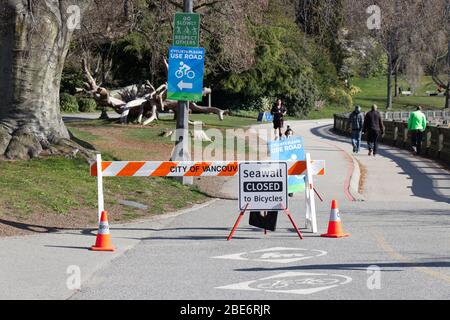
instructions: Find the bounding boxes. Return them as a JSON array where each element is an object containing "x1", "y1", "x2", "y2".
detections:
[{"x1": 407, "y1": 106, "x2": 427, "y2": 155}]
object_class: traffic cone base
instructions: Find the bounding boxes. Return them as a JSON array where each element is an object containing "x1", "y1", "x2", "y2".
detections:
[
  {"x1": 90, "y1": 235, "x2": 115, "y2": 251},
  {"x1": 321, "y1": 200, "x2": 350, "y2": 238},
  {"x1": 90, "y1": 246, "x2": 115, "y2": 251},
  {"x1": 90, "y1": 211, "x2": 115, "y2": 252}
]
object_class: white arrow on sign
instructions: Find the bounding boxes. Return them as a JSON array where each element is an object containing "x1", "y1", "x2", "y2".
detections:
[{"x1": 177, "y1": 80, "x2": 193, "y2": 90}]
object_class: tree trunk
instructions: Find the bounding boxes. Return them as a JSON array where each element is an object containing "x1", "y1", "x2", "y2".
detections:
[
  {"x1": 386, "y1": 54, "x2": 393, "y2": 110},
  {"x1": 0, "y1": 1, "x2": 90, "y2": 160},
  {"x1": 446, "y1": 41, "x2": 450, "y2": 109},
  {"x1": 445, "y1": 80, "x2": 450, "y2": 110},
  {"x1": 394, "y1": 65, "x2": 398, "y2": 98}
]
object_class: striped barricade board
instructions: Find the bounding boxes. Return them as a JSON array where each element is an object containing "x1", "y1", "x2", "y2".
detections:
[{"x1": 90, "y1": 160, "x2": 326, "y2": 177}]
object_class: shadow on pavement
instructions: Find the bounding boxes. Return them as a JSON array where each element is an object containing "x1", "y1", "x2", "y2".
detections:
[
  {"x1": 139, "y1": 235, "x2": 257, "y2": 241},
  {"x1": 234, "y1": 261, "x2": 450, "y2": 273},
  {"x1": 44, "y1": 245, "x2": 89, "y2": 250},
  {"x1": 0, "y1": 218, "x2": 99, "y2": 238},
  {"x1": 310, "y1": 125, "x2": 450, "y2": 204}
]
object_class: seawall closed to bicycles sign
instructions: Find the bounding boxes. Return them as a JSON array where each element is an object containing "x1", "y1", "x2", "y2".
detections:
[
  {"x1": 167, "y1": 46, "x2": 205, "y2": 102},
  {"x1": 239, "y1": 162, "x2": 288, "y2": 211}
]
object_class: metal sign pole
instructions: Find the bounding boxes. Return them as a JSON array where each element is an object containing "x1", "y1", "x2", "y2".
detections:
[{"x1": 173, "y1": 0, "x2": 194, "y2": 185}]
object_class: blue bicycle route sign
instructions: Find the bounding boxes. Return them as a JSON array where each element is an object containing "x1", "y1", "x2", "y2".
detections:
[
  {"x1": 167, "y1": 46, "x2": 205, "y2": 102},
  {"x1": 268, "y1": 137, "x2": 306, "y2": 193}
]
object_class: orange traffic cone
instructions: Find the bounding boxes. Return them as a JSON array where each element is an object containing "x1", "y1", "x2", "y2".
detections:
[
  {"x1": 90, "y1": 211, "x2": 115, "y2": 251},
  {"x1": 321, "y1": 200, "x2": 350, "y2": 238}
]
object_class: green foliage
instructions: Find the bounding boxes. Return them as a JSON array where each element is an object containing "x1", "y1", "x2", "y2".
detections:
[
  {"x1": 111, "y1": 32, "x2": 152, "y2": 86},
  {"x1": 77, "y1": 98, "x2": 98, "y2": 113},
  {"x1": 309, "y1": 47, "x2": 340, "y2": 99},
  {"x1": 61, "y1": 66, "x2": 84, "y2": 94},
  {"x1": 60, "y1": 93, "x2": 79, "y2": 113},
  {"x1": 220, "y1": 3, "x2": 323, "y2": 116},
  {"x1": 348, "y1": 85, "x2": 362, "y2": 96},
  {"x1": 327, "y1": 88, "x2": 353, "y2": 108},
  {"x1": 295, "y1": 0, "x2": 346, "y2": 73},
  {"x1": 59, "y1": 0, "x2": 347, "y2": 118},
  {"x1": 283, "y1": 73, "x2": 319, "y2": 116},
  {"x1": 358, "y1": 49, "x2": 387, "y2": 78},
  {"x1": 244, "y1": 96, "x2": 275, "y2": 112}
]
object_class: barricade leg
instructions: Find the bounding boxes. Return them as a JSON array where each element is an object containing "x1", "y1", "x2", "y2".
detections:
[
  {"x1": 264, "y1": 211, "x2": 267, "y2": 235},
  {"x1": 314, "y1": 187, "x2": 324, "y2": 202},
  {"x1": 96, "y1": 154, "x2": 105, "y2": 223},
  {"x1": 283, "y1": 207, "x2": 304, "y2": 240},
  {"x1": 227, "y1": 203, "x2": 249, "y2": 241}
]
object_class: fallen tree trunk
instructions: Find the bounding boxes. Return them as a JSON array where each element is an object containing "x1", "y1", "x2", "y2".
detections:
[
  {"x1": 190, "y1": 103, "x2": 228, "y2": 121},
  {"x1": 78, "y1": 60, "x2": 228, "y2": 124}
]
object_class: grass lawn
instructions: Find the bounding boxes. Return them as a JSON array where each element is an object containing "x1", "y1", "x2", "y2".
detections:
[
  {"x1": 304, "y1": 105, "x2": 353, "y2": 120},
  {"x1": 0, "y1": 114, "x2": 261, "y2": 237},
  {"x1": 352, "y1": 76, "x2": 446, "y2": 111},
  {"x1": 305, "y1": 76, "x2": 447, "y2": 119},
  {"x1": 0, "y1": 158, "x2": 205, "y2": 232}
]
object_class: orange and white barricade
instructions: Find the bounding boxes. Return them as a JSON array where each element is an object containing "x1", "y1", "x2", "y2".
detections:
[{"x1": 91, "y1": 154, "x2": 325, "y2": 232}]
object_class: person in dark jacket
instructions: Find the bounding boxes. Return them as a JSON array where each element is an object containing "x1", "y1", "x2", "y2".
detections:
[
  {"x1": 348, "y1": 105, "x2": 364, "y2": 153},
  {"x1": 363, "y1": 104, "x2": 385, "y2": 156},
  {"x1": 271, "y1": 99, "x2": 287, "y2": 140}
]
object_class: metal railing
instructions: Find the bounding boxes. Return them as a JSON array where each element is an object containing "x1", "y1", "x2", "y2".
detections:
[
  {"x1": 340, "y1": 110, "x2": 450, "y2": 124},
  {"x1": 383, "y1": 110, "x2": 450, "y2": 121}
]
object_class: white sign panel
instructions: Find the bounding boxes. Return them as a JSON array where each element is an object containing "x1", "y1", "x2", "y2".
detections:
[{"x1": 239, "y1": 162, "x2": 288, "y2": 211}]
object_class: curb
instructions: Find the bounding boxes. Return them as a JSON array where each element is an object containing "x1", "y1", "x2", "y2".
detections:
[
  {"x1": 330, "y1": 128, "x2": 365, "y2": 202},
  {"x1": 347, "y1": 153, "x2": 365, "y2": 202}
]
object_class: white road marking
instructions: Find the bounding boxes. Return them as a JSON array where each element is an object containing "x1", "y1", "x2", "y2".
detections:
[
  {"x1": 211, "y1": 247, "x2": 327, "y2": 264},
  {"x1": 216, "y1": 272, "x2": 352, "y2": 295}
]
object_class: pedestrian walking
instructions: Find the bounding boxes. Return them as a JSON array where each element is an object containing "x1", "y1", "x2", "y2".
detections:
[
  {"x1": 407, "y1": 106, "x2": 427, "y2": 155},
  {"x1": 271, "y1": 99, "x2": 287, "y2": 140},
  {"x1": 348, "y1": 105, "x2": 364, "y2": 153},
  {"x1": 363, "y1": 104, "x2": 385, "y2": 156}
]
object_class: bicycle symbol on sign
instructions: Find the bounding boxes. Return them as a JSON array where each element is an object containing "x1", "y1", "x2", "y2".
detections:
[{"x1": 175, "y1": 61, "x2": 195, "y2": 79}]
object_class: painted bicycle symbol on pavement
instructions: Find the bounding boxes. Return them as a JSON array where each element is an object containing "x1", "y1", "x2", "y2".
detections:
[
  {"x1": 255, "y1": 277, "x2": 340, "y2": 290},
  {"x1": 212, "y1": 247, "x2": 327, "y2": 264},
  {"x1": 216, "y1": 272, "x2": 352, "y2": 295}
]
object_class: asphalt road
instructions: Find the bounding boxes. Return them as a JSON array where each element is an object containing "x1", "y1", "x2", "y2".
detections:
[
  {"x1": 65, "y1": 120, "x2": 450, "y2": 300},
  {"x1": 0, "y1": 120, "x2": 448, "y2": 300}
]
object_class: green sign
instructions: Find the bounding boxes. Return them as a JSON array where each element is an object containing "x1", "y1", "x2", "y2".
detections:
[{"x1": 173, "y1": 13, "x2": 200, "y2": 47}]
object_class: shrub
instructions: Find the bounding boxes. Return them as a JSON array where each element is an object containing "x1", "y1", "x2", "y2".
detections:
[
  {"x1": 78, "y1": 98, "x2": 98, "y2": 113},
  {"x1": 60, "y1": 93, "x2": 79, "y2": 113},
  {"x1": 283, "y1": 73, "x2": 319, "y2": 117},
  {"x1": 348, "y1": 85, "x2": 361, "y2": 96},
  {"x1": 61, "y1": 66, "x2": 85, "y2": 94},
  {"x1": 327, "y1": 88, "x2": 353, "y2": 108},
  {"x1": 244, "y1": 96, "x2": 274, "y2": 112}
]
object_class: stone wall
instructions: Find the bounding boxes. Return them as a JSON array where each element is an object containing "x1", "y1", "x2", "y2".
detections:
[{"x1": 334, "y1": 114, "x2": 450, "y2": 166}]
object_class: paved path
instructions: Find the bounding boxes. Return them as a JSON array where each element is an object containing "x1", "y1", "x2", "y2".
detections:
[{"x1": 0, "y1": 120, "x2": 449, "y2": 300}]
